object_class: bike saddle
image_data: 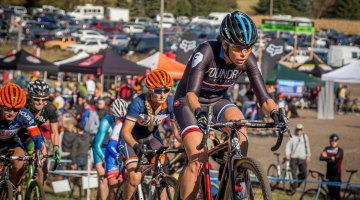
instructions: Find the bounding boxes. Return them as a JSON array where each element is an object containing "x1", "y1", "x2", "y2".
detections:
[
  {"x1": 273, "y1": 152, "x2": 280, "y2": 156},
  {"x1": 309, "y1": 170, "x2": 325, "y2": 178},
  {"x1": 346, "y1": 170, "x2": 358, "y2": 174}
]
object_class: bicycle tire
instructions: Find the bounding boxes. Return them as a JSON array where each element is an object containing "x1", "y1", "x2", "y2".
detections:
[
  {"x1": 0, "y1": 180, "x2": 13, "y2": 200},
  {"x1": 116, "y1": 181, "x2": 148, "y2": 200},
  {"x1": 281, "y1": 170, "x2": 296, "y2": 196},
  {"x1": 153, "y1": 175, "x2": 177, "y2": 200},
  {"x1": 267, "y1": 164, "x2": 279, "y2": 191},
  {"x1": 25, "y1": 180, "x2": 45, "y2": 200},
  {"x1": 300, "y1": 188, "x2": 326, "y2": 200},
  {"x1": 224, "y1": 157, "x2": 272, "y2": 200}
]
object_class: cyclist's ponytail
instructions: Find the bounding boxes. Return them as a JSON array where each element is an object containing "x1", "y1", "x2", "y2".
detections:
[{"x1": 145, "y1": 94, "x2": 154, "y2": 132}]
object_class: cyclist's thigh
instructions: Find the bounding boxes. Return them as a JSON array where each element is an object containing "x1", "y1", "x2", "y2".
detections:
[
  {"x1": 173, "y1": 97, "x2": 207, "y2": 161},
  {"x1": 17, "y1": 128, "x2": 34, "y2": 153},
  {"x1": 120, "y1": 139, "x2": 139, "y2": 169},
  {"x1": 173, "y1": 97, "x2": 201, "y2": 140},
  {"x1": 12, "y1": 146, "x2": 26, "y2": 169},
  {"x1": 105, "y1": 156, "x2": 120, "y2": 180},
  {"x1": 213, "y1": 99, "x2": 243, "y2": 122}
]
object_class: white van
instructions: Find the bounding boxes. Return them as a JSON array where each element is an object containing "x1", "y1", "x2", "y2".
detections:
[
  {"x1": 9, "y1": 6, "x2": 27, "y2": 16},
  {"x1": 327, "y1": 45, "x2": 360, "y2": 67},
  {"x1": 208, "y1": 12, "x2": 227, "y2": 25},
  {"x1": 156, "y1": 13, "x2": 175, "y2": 23},
  {"x1": 67, "y1": 4, "x2": 104, "y2": 20}
]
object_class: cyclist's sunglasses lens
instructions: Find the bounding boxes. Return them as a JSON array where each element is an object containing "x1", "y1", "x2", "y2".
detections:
[
  {"x1": 33, "y1": 97, "x2": 47, "y2": 102},
  {"x1": 231, "y1": 44, "x2": 251, "y2": 52},
  {"x1": 153, "y1": 88, "x2": 170, "y2": 94},
  {"x1": 1, "y1": 106, "x2": 20, "y2": 112}
]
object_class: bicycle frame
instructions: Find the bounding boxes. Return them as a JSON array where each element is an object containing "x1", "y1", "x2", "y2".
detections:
[{"x1": 196, "y1": 106, "x2": 288, "y2": 200}]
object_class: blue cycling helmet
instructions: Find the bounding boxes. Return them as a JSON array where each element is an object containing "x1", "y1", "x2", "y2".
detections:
[{"x1": 220, "y1": 11, "x2": 258, "y2": 47}]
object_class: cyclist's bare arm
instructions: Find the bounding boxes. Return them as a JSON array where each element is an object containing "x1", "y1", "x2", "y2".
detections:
[
  {"x1": 50, "y1": 122, "x2": 59, "y2": 146},
  {"x1": 186, "y1": 92, "x2": 201, "y2": 113},
  {"x1": 121, "y1": 120, "x2": 137, "y2": 147},
  {"x1": 170, "y1": 120, "x2": 182, "y2": 143},
  {"x1": 261, "y1": 99, "x2": 278, "y2": 115}
]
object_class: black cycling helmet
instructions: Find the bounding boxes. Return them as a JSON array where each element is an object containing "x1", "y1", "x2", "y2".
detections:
[
  {"x1": 220, "y1": 11, "x2": 258, "y2": 47},
  {"x1": 28, "y1": 79, "x2": 50, "y2": 98},
  {"x1": 329, "y1": 133, "x2": 340, "y2": 141}
]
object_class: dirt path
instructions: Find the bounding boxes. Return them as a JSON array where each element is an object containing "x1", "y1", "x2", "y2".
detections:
[{"x1": 248, "y1": 109, "x2": 360, "y2": 184}]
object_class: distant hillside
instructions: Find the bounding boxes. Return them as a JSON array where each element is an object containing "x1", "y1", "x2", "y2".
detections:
[{"x1": 237, "y1": 0, "x2": 259, "y2": 15}]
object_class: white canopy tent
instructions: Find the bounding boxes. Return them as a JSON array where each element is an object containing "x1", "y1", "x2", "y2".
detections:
[{"x1": 319, "y1": 60, "x2": 360, "y2": 119}]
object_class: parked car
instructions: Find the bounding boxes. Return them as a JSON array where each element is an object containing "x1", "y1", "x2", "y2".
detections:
[
  {"x1": 122, "y1": 23, "x2": 145, "y2": 34},
  {"x1": 107, "y1": 34, "x2": 130, "y2": 46},
  {"x1": 125, "y1": 34, "x2": 171, "y2": 54},
  {"x1": 67, "y1": 40, "x2": 108, "y2": 53},
  {"x1": 21, "y1": 34, "x2": 53, "y2": 47},
  {"x1": 44, "y1": 36, "x2": 77, "y2": 50},
  {"x1": 71, "y1": 29, "x2": 107, "y2": 42},
  {"x1": 191, "y1": 16, "x2": 210, "y2": 24},
  {"x1": 176, "y1": 16, "x2": 190, "y2": 25},
  {"x1": 95, "y1": 21, "x2": 121, "y2": 33},
  {"x1": 155, "y1": 13, "x2": 175, "y2": 23}
]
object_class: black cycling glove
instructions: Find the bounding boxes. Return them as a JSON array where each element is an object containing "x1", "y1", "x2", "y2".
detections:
[
  {"x1": 194, "y1": 107, "x2": 208, "y2": 134},
  {"x1": 270, "y1": 109, "x2": 280, "y2": 127},
  {"x1": 133, "y1": 143, "x2": 147, "y2": 157}
]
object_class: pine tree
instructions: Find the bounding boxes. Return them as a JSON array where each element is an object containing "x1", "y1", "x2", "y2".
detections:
[
  {"x1": 130, "y1": 0, "x2": 145, "y2": 17},
  {"x1": 174, "y1": 0, "x2": 192, "y2": 17},
  {"x1": 117, "y1": 0, "x2": 129, "y2": 8},
  {"x1": 144, "y1": 0, "x2": 160, "y2": 18},
  {"x1": 333, "y1": 0, "x2": 360, "y2": 19}
]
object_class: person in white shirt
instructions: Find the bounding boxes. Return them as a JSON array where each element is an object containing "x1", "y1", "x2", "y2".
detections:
[
  {"x1": 285, "y1": 124, "x2": 311, "y2": 189},
  {"x1": 86, "y1": 74, "x2": 96, "y2": 98}
]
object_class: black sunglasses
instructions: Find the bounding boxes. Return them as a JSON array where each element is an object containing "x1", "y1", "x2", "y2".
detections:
[
  {"x1": 1, "y1": 106, "x2": 21, "y2": 112},
  {"x1": 152, "y1": 88, "x2": 171, "y2": 94},
  {"x1": 32, "y1": 97, "x2": 48, "y2": 102}
]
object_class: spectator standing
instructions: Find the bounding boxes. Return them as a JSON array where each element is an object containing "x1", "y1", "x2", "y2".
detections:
[
  {"x1": 320, "y1": 134, "x2": 344, "y2": 200},
  {"x1": 71, "y1": 124, "x2": 91, "y2": 170},
  {"x1": 77, "y1": 82, "x2": 88, "y2": 99},
  {"x1": 86, "y1": 74, "x2": 96, "y2": 99},
  {"x1": 95, "y1": 98, "x2": 108, "y2": 120},
  {"x1": 83, "y1": 102, "x2": 100, "y2": 142},
  {"x1": 285, "y1": 124, "x2": 311, "y2": 189}
]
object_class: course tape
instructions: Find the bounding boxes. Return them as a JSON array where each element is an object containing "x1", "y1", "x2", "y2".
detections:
[{"x1": 48, "y1": 169, "x2": 360, "y2": 189}]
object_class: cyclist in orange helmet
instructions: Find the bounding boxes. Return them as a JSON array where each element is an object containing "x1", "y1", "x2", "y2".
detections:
[
  {"x1": 119, "y1": 70, "x2": 180, "y2": 199},
  {"x1": 0, "y1": 83, "x2": 47, "y2": 185}
]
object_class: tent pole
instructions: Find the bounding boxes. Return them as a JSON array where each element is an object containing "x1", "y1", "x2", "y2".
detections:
[
  {"x1": 44, "y1": 71, "x2": 47, "y2": 82},
  {"x1": 101, "y1": 74, "x2": 104, "y2": 95}
]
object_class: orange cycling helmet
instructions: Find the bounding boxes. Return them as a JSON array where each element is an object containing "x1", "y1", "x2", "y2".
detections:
[
  {"x1": 0, "y1": 83, "x2": 27, "y2": 109},
  {"x1": 145, "y1": 69, "x2": 173, "y2": 89}
]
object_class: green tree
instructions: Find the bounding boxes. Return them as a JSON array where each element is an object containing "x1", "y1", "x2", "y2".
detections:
[
  {"x1": 130, "y1": 0, "x2": 145, "y2": 17},
  {"x1": 174, "y1": 0, "x2": 192, "y2": 16},
  {"x1": 333, "y1": 0, "x2": 360, "y2": 19},
  {"x1": 117, "y1": 0, "x2": 129, "y2": 8},
  {"x1": 144, "y1": 0, "x2": 160, "y2": 18},
  {"x1": 225, "y1": 0, "x2": 237, "y2": 10},
  {"x1": 287, "y1": 0, "x2": 311, "y2": 17}
]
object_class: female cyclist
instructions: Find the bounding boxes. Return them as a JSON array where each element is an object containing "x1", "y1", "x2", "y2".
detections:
[
  {"x1": 119, "y1": 70, "x2": 180, "y2": 200},
  {"x1": 104, "y1": 98, "x2": 128, "y2": 199},
  {"x1": 0, "y1": 83, "x2": 47, "y2": 185},
  {"x1": 173, "y1": 11, "x2": 285, "y2": 199}
]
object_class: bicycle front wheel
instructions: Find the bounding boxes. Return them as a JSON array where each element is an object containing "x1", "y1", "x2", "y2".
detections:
[
  {"x1": 225, "y1": 157, "x2": 272, "y2": 200},
  {"x1": 0, "y1": 180, "x2": 13, "y2": 200},
  {"x1": 300, "y1": 188, "x2": 326, "y2": 200},
  {"x1": 267, "y1": 164, "x2": 279, "y2": 191},
  {"x1": 153, "y1": 175, "x2": 177, "y2": 200},
  {"x1": 25, "y1": 180, "x2": 45, "y2": 200}
]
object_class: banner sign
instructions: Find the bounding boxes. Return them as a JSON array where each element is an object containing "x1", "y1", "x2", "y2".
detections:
[
  {"x1": 277, "y1": 79, "x2": 304, "y2": 96},
  {"x1": 261, "y1": 19, "x2": 315, "y2": 34}
]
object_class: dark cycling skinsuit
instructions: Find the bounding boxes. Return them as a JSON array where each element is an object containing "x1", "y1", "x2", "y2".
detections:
[
  {"x1": 0, "y1": 108, "x2": 45, "y2": 154},
  {"x1": 18, "y1": 102, "x2": 58, "y2": 152},
  {"x1": 173, "y1": 41, "x2": 271, "y2": 138}
]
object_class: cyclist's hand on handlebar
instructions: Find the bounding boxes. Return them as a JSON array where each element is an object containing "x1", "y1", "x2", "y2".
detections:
[
  {"x1": 270, "y1": 109, "x2": 281, "y2": 127},
  {"x1": 53, "y1": 145, "x2": 61, "y2": 161},
  {"x1": 133, "y1": 143, "x2": 147, "y2": 157},
  {"x1": 194, "y1": 108, "x2": 208, "y2": 134}
]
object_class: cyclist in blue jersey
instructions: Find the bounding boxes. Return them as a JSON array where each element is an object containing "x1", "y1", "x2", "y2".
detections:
[
  {"x1": 119, "y1": 70, "x2": 180, "y2": 200},
  {"x1": 0, "y1": 83, "x2": 47, "y2": 185},
  {"x1": 93, "y1": 108, "x2": 116, "y2": 200},
  {"x1": 105, "y1": 98, "x2": 128, "y2": 199}
]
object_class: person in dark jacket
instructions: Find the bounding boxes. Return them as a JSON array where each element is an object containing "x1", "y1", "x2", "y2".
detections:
[
  {"x1": 320, "y1": 133, "x2": 344, "y2": 200},
  {"x1": 71, "y1": 124, "x2": 91, "y2": 170}
]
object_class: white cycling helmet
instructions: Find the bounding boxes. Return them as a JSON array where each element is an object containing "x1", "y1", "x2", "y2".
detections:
[{"x1": 111, "y1": 98, "x2": 128, "y2": 118}]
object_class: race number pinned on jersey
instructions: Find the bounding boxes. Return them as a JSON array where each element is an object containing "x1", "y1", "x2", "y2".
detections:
[{"x1": 192, "y1": 52, "x2": 204, "y2": 68}]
